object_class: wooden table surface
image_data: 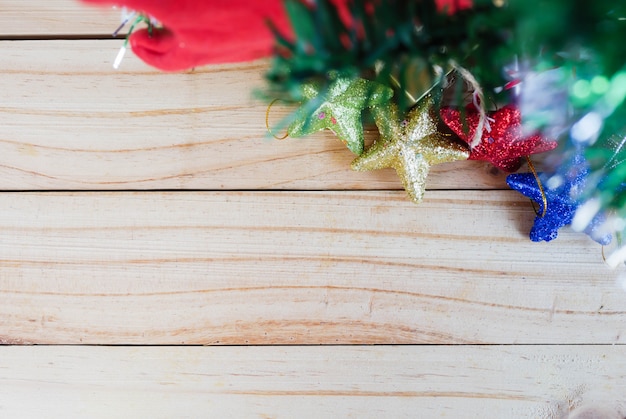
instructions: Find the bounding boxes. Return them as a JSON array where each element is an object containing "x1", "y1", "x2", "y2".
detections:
[{"x1": 2, "y1": 2, "x2": 626, "y2": 417}]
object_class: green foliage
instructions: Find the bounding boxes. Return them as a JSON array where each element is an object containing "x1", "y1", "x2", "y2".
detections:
[
  {"x1": 265, "y1": 0, "x2": 626, "y2": 108},
  {"x1": 264, "y1": 0, "x2": 626, "y2": 216},
  {"x1": 265, "y1": 0, "x2": 518, "y2": 111},
  {"x1": 586, "y1": 108, "x2": 626, "y2": 216},
  {"x1": 507, "y1": 0, "x2": 626, "y2": 74}
]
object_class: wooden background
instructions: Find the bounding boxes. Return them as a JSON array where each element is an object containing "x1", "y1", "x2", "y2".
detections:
[{"x1": 1, "y1": 1, "x2": 626, "y2": 417}]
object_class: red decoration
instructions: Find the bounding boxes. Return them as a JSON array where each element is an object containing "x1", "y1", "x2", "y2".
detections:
[
  {"x1": 82, "y1": 0, "x2": 466, "y2": 71},
  {"x1": 435, "y1": 0, "x2": 473, "y2": 15},
  {"x1": 440, "y1": 105, "x2": 557, "y2": 172},
  {"x1": 82, "y1": 0, "x2": 292, "y2": 71}
]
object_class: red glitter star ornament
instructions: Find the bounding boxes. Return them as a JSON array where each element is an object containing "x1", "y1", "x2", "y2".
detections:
[{"x1": 440, "y1": 104, "x2": 557, "y2": 172}]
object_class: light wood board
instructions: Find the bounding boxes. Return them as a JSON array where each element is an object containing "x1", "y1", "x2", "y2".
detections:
[
  {"x1": 0, "y1": 40, "x2": 506, "y2": 190},
  {"x1": 0, "y1": 1, "x2": 123, "y2": 37},
  {"x1": 1, "y1": 191, "x2": 622, "y2": 345},
  {"x1": 0, "y1": 345, "x2": 624, "y2": 418},
  {"x1": 3, "y1": 2, "x2": 626, "y2": 417}
]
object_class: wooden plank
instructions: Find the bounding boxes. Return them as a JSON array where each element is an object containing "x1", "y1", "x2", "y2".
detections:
[
  {"x1": 0, "y1": 1, "x2": 123, "y2": 37},
  {"x1": 0, "y1": 190, "x2": 623, "y2": 345},
  {"x1": 0, "y1": 345, "x2": 624, "y2": 418},
  {"x1": 0, "y1": 40, "x2": 507, "y2": 191}
]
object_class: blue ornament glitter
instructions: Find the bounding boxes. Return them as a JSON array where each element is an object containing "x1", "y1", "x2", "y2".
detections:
[{"x1": 506, "y1": 153, "x2": 612, "y2": 244}]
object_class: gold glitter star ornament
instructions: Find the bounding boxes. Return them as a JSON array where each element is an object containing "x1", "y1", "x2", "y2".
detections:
[
  {"x1": 287, "y1": 76, "x2": 394, "y2": 155},
  {"x1": 351, "y1": 95, "x2": 469, "y2": 203}
]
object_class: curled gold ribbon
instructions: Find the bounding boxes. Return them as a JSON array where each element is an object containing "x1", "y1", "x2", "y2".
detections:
[
  {"x1": 526, "y1": 156, "x2": 547, "y2": 218},
  {"x1": 265, "y1": 99, "x2": 289, "y2": 140}
]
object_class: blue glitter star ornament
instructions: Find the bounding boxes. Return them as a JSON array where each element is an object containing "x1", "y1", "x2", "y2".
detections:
[{"x1": 506, "y1": 154, "x2": 611, "y2": 244}]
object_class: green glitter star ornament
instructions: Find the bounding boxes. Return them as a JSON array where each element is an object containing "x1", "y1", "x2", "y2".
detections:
[
  {"x1": 351, "y1": 94, "x2": 470, "y2": 203},
  {"x1": 287, "y1": 76, "x2": 394, "y2": 155}
]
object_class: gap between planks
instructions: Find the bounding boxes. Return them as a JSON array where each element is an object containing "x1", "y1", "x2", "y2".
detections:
[{"x1": 0, "y1": 1, "x2": 125, "y2": 37}]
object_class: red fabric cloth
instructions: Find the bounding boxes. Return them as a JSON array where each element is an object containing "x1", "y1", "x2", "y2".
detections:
[
  {"x1": 82, "y1": 0, "x2": 292, "y2": 71},
  {"x1": 83, "y1": 0, "x2": 471, "y2": 71}
]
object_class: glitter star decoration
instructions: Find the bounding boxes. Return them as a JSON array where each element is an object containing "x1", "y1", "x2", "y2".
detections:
[
  {"x1": 351, "y1": 94, "x2": 469, "y2": 203},
  {"x1": 440, "y1": 104, "x2": 558, "y2": 172},
  {"x1": 288, "y1": 76, "x2": 394, "y2": 155},
  {"x1": 506, "y1": 153, "x2": 611, "y2": 243}
]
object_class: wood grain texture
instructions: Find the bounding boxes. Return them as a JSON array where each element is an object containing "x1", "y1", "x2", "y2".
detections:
[
  {"x1": 0, "y1": 40, "x2": 507, "y2": 191},
  {"x1": 0, "y1": 345, "x2": 624, "y2": 418},
  {"x1": 0, "y1": 1, "x2": 122, "y2": 37},
  {"x1": 1, "y1": 191, "x2": 623, "y2": 345},
  {"x1": 4, "y1": 13, "x2": 626, "y2": 417}
]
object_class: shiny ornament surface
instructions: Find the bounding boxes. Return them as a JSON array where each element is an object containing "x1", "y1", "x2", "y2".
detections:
[
  {"x1": 506, "y1": 153, "x2": 611, "y2": 244},
  {"x1": 352, "y1": 95, "x2": 469, "y2": 203},
  {"x1": 441, "y1": 105, "x2": 557, "y2": 172},
  {"x1": 288, "y1": 77, "x2": 393, "y2": 155}
]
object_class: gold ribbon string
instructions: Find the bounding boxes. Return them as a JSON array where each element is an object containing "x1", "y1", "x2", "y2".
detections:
[
  {"x1": 265, "y1": 99, "x2": 289, "y2": 140},
  {"x1": 526, "y1": 156, "x2": 547, "y2": 218}
]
